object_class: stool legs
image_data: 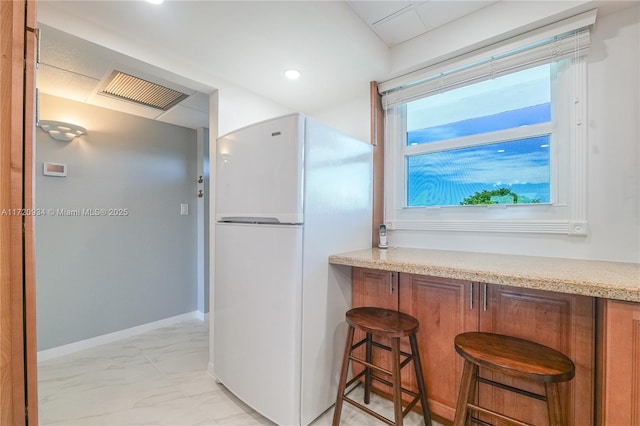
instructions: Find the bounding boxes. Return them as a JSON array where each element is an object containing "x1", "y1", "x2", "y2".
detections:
[
  {"x1": 410, "y1": 334, "x2": 432, "y2": 426},
  {"x1": 365, "y1": 333, "x2": 373, "y2": 404},
  {"x1": 391, "y1": 338, "x2": 403, "y2": 425},
  {"x1": 333, "y1": 327, "x2": 432, "y2": 426},
  {"x1": 453, "y1": 360, "x2": 478, "y2": 426},
  {"x1": 545, "y1": 383, "x2": 564, "y2": 426},
  {"x1": 333, "y1": 325, "x2": 355, "y2": 426}
]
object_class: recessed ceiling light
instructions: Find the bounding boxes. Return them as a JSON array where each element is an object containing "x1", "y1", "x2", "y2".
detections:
[
  {"x1": 146, "y1": 0, "x2": 164, "y2": 4},
  {"x1": 284, "y1": 69, "x2": 301, "y2": 80}
]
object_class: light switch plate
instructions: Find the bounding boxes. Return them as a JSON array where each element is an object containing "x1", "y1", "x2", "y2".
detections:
[{"x1": 180, "y1": 203, "x2": 189, "y2": 215}]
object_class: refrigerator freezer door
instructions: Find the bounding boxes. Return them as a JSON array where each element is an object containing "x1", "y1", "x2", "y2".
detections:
[
  {"x1": 216, "y1": 114, "x2": 304, "y2": 224},
  {"x1": 213, "y1": 222, "x2": 303, "y2": 426}
]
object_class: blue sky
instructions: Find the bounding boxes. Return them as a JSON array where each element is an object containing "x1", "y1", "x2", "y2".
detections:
[
  {"x1": 406, "y1": 64, "x2": 552, "y2": 133},
  {"x1": 405, "y1": 64, "x2": 553, "y2": 207}
]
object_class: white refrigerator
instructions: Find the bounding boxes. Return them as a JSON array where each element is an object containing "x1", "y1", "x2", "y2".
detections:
[{"x1": 213, "y1": 113, "x2": 372, "y2": 426}]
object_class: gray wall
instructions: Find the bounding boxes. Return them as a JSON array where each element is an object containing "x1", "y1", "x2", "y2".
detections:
[{"x1": 35, "y1": 94, "x2": 198, "y2": 351}]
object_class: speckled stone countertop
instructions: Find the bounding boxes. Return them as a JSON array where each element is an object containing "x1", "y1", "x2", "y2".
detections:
[{"x1": 329, "y1": 247, "x2": 640, "y2": 303}]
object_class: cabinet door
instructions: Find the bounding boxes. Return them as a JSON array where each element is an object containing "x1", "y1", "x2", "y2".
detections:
[
  {"x1": 400, "y1": 274, "x2": 478, "y2": 422},
  {"x1": 478, "y1": 284, "x2": 594, "y2": 426},
  {"x1": 351, "y1": 267, "x2": 399, "y2": 395},
  {"x1": 597, "y1": 299, "x2": 640, "y2": 426},
  {"x1": 352, "y1": 267, "x2": 398, "y2": 310}
]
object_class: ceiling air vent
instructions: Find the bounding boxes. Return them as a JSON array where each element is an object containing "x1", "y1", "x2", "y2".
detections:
[{"x1": 99, "y1": 71, "x2": 188, "y2": 111}]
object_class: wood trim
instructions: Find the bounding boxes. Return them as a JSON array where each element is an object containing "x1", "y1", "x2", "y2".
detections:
[
  {"x1": 24, "y1": 1, "x2": 38, "y2": 423},
  {"x1": 1, "y1": 1, "x2": 27, "y2": 424},
  {"x1": 595, "y1": 299, "x2": 606, "y2": 426},
  {"x1": 633, "y1": 318, "x2": 640, "y2": 425},
  {"x1": 1, "y1": 1, "x2": 37, "y2": 424},
  {"x1": 370, "y1": 81, "x2": 384, "y2": 247}
]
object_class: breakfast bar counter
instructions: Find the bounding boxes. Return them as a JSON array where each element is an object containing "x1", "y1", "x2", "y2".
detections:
[
  {"x1": 329, "y1": 247, "x2": 640, "y2": 302},
  {"x1": 329, "y1": 247, "x2": 640, "y2": 424}
]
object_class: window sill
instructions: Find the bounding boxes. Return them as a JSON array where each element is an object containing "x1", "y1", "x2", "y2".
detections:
[{"x1": 387, "y1": 219, "x2": 588, "y2": 235}]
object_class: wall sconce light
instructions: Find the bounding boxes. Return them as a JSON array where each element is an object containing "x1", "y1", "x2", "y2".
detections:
[{"x1": 38, "y1": 120, "x2": 86, "y2": 142}]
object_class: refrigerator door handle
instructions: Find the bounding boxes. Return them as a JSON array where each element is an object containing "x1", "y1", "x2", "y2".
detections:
[{"x1": 219, "y1": 216, "x2": 281, "y2": 224}]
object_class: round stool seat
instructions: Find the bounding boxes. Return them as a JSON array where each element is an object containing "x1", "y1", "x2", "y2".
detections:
[
  {"x1": 453, "y1": 332, "x2": 576, "y2": 426},
  {"x1": 455, "y1": 332, "x2": 575, "y2": 383},
  {"x1": 346, "y1": 307, "x2": 419, "y2": 338}
]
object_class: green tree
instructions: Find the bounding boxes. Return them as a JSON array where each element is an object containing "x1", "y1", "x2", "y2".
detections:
[{"x1": 460, "y1": 187, "x2": 538, "y2": 205}]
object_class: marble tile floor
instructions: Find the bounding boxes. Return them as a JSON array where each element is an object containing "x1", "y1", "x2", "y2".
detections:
[{"x1": 38, "y1": 319, "x2": 438, "y2": 426}]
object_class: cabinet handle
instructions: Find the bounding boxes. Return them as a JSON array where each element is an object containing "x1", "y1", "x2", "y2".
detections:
[
  {"x1": 389, "y1": 272, "x2": 393, "y2": 294},
  {"x1": 469, "y1": 283, "x2": 473, "y2": 310},
  {"x1": 483, "y1": 283, "x2": 488, "y2": 311}
]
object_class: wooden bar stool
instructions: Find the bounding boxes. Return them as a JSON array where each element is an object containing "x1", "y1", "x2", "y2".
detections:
[
  {"x1": 332, "y1": 307, "x2": 432, "y2": 426},
  {"x1": 453, "y1": 332, "x2": 575, "y2": 426}
]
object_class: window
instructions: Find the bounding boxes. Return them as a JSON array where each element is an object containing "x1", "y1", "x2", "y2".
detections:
[
  {"x1": 380, "y1": 10, "x2": 595, "y2": 235},
  {"x1": 405, "y1": 64, "x2": 553, "y2": 207}
]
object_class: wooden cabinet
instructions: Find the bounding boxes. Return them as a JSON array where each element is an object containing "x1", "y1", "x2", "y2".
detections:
[
  {"x1": 479, "y1": 284, "x2": 594, "y2": 426},
  {"x1": 352, "y1": 268, "x2": 595, "y2": 426},
  {"x1": 597, "y1": 299, "x2": 640, "y2": 426},
  {"x1": 399, "y1": 274, "x2": 478, "y2": 421}
]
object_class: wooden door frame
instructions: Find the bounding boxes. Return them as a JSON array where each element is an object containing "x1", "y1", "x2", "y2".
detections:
[
  {"x1": 1, "y1": 0, "x2": 38, "y2": 424},
  {"x1": 370, "y1": 81, "x2": 384, "y2": 247}
]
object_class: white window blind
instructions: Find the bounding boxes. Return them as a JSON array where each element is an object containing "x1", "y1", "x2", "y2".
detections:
[{"x1": 380, "y1": 9, "x2": 596, "y2": 109}]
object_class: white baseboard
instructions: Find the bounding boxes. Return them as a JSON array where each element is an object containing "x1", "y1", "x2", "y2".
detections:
[
  {"x1": 38, "y1": 311, "x2": 201, "y2": 363},
  {"x1": 196, "y1": 311, "x2": 210, "y2": 322}
]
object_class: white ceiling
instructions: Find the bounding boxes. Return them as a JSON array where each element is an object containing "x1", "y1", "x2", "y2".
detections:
[
  {"x1": 347, "y1": 1, "x2": 498, "y2": 47},
  {"x1": 35, "y1": 0, "x2": 503, "y2": 130}
]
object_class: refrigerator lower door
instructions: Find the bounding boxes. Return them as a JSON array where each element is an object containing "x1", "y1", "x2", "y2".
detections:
[{"x1": 214, "y1": 222, "x2": 303, "y2": 426}]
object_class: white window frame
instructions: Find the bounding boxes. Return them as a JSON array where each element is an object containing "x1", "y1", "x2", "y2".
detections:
[{"x1": 382, "y1": 14, "x2": 593, "y2": 236}]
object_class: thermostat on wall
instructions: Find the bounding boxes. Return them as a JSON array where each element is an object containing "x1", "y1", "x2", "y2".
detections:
[{"x1": 43, "y1": 162, "x2": 67, "y2": 177}]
